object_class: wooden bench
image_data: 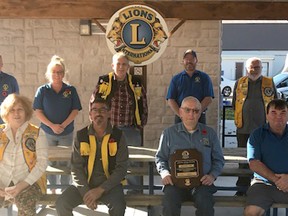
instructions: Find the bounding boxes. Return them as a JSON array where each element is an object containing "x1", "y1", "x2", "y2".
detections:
[
  {"x1": 46, "y1": 165, "x2": 253, "y2": 177},
  {"x1": 5, "y1": 146, "x2": 287, "y2": 216},
  {"x1": 44, "y1": 146, "x2": 288, "y2": 216},
  {"x1": 37, "y1": 193, "x2": 288, "y2": 208},
  {"x1": 35, "y1": 194, "x2": 288, "y2": 216}
]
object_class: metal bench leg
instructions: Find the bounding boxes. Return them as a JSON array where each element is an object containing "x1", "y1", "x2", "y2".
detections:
[
  {"x1": 7, "y1": 205, "x2": 13, "y2": 216},
  {"x1": 148, "y1": 162, "x2": 154, "y2": 216}
]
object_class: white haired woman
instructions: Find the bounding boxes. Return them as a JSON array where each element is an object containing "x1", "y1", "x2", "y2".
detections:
[{"x1": 0, "y1": 94, "x2": 48, "y2": 215}]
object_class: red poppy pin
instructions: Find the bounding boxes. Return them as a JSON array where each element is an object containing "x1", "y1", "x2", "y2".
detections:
[
  {"x1": 109, "y1": 138, "x2": 115, "y2": 143},
  {"x1": 63, "y1": 89, "x2": 71, "y2": 98},
  {"x1": 202, "y1": 129, "x2": 207, "y2": 135}
]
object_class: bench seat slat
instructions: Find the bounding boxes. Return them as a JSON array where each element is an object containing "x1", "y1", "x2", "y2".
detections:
[{"x1": 37, "y1": 194, "x2": 288, "y2": 209}]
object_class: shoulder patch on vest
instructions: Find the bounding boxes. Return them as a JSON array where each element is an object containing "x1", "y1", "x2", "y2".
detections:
[
  {"x1": 264, "y1": 87, "x2": 273, "y2": 97},
  {"x1": 25, "y1": 138, "x2": 36, "y2": 152}
]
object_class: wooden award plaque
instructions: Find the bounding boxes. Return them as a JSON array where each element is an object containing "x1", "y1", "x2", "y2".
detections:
[{"x1": 170, "y1": 149, "x2": 203, "y2": 188}]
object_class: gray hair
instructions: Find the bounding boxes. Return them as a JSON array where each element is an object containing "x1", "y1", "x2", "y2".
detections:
[
  {"x1": 112, "y1": 52, "x2": 129, "y2": 65},
  {"x1": 245, "y1": 57, "x2": 262, "y2": 70},
  {"x1": 181, "y1": 96, "x2": 201, "y2": 109}
]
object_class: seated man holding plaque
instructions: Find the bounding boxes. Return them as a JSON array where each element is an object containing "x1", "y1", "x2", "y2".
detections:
[{"x1": 155, "y1": 96, "x2": 224, "y2": 216}]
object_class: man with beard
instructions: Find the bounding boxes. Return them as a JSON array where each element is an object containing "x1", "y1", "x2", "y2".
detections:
[
  {"x1": 56, "y1": 97, "x2": 128, "y2": 216},
  {"x1": 91, "y1": 52, "x2": 148, "y2": 195},
  {"x1": 166, "y1": 49, "x2": 214, "y2": 124},
  {"x1": 232, "y1": 57, "x2": 277, "y2": 196}
]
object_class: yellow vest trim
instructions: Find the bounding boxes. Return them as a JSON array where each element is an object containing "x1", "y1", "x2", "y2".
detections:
[
  {"x1": 86, "y1": 133, "x2": 114, "y2": 182},
  {"x1": 234, "y1": 76, "x2": 274, "y2": 128},
  {"x1": 87, "y1": 135, "x2": 97, "y2": 182},
  {"x1": 0, "y1": 125, "x2": 9, "y2": 161},
  {"x1": 101, "y1": 134, "x2": 111, "y2": 179},
  {"x1": 0, "y1": 124, "x2": 46, "y2": 194},
  {"x1": 98, "y1": 72, "x2": 142, "y2": 126},
  {"x1": 98, "y1": 72, "x2": 114, "y2": 100},
  {"x1": 128, "y1": 74, "x2": 141, "y2": 126}
]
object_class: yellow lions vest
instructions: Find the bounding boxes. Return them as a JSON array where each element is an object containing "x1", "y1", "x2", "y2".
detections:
[
  {"x1": 98, "y1": 72, "x2": 142, "y2": 126},
  {"x1": 0, "y1": 123, "x2": 46, "y2": 194},
  {"x1": 79, "y1": 128, "x2": 126, "y2": 185},
  {"x1": 234, "y1": 76, "x2": 275, "y2": 128}
]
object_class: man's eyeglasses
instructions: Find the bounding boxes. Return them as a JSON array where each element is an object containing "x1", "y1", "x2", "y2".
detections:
[
  {"x1": 249, "y1": 66, "x2": 262, "y2": 70},
  {"x1": 91, "y1": 108, "x2": 109, "y2": 113},
  {"x1": 181, "y1": 107, "x2": 200, "y2": 114}
]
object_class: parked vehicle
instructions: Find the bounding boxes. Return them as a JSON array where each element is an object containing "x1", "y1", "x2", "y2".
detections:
[
  {"x1": 221, "y1": 76, "x2": 236, "y2": 97},
  {"x1": 273, "y1": 72, "x2": 288, "y2": 100}
]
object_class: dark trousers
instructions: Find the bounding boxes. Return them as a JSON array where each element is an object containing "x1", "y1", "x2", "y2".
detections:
[
  {"x1": 236, "y1": 132, "x2": 252, "y2": 192},
  {"x1": 56, "y1": 184, "x2": 126, "y2": 216},
  {"x1": 175, "y1": 113, "x2": 206, "y2": 124},
  {"x1": 162, "y1": 185, "x2": 217, "y2": 216}
]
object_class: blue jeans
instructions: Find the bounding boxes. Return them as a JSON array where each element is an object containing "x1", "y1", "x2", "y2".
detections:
[
  {"x1": 118, "y1": 126, "x2": 142, "y2": 192},
  {"x1": 162, "y1": 185, "x2": 217, "y2": 216},
  {"x1": 45, "y1": 132, "x2": 73, "y2": 189}
]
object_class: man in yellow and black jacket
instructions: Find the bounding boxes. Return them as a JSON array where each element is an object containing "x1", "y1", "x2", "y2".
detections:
[
  {"x1": 56, "y1": 97, "x2": 128, "y2": 216},
  {"x1": 232, "y1": 57, "x2": 277, "y2": 196},
  {"x1": 91, "y1": 52, "x2": 148, "y2": 195}
]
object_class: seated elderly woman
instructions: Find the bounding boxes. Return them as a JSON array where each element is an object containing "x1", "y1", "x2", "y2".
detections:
[{"x1": 0, "y1": 94, "x2": 48, "y2": 215}]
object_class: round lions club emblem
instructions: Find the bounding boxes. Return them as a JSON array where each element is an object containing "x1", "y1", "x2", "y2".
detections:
[{"x1": 106, "y1": 5, "x2": 169, "y2": 65}]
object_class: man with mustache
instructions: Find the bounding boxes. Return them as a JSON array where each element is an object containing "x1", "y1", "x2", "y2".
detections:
[
  {"x1": 56, "y1": 97, "x2": 128, "y2": 216},
  {"x1": 232, "y1": 57, "x2": 277, "y2": 196},
  {"x1": 91, "y1": 52, "x2": 148, "y2": 195},
  {"x1": 166, "y1": 49, "x2": 214, "y2": 124}
]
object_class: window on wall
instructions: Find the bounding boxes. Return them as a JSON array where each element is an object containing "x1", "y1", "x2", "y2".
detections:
[
  {"x1": 262, "y1": 62, "x2": 269, "y2": 76},
  {"x1": 235, "y1": 62, "x2": 244, "y2": 79}
]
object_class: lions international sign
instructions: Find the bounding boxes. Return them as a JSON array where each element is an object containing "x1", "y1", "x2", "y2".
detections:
[{"x1": 106, "y1": 5, "x2": 168, "y2": 65}]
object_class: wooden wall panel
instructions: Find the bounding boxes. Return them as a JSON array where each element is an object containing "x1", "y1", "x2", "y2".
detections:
[{"x1": 0, "y1": 1, "x2": 287, "y2": 20}]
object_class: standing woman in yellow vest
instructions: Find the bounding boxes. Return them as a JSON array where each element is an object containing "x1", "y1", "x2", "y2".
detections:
[
  {"x1": 0, "y1": 94, "x2": 48, "y2": 216},
  {"x1": 232, "y1": 57, "x2": 277, "y2": 196}
]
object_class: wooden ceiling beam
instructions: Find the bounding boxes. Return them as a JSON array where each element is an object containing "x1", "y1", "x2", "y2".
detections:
[{"x1": 0, "y1": 1, "x2": 288, "y2": 20}]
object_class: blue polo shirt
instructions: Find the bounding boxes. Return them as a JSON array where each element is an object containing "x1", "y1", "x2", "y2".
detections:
[
  {"x1": 33, "y1": 83, "x2": 82, "y2": 136},
  {"x1": 166, "y1": 70, "x2": 214, "y2": 107},
  {"x1": 0, "y1": 71, "x2": 19, "y2": 124},
  {"x1": 247, "y1": 123, "x2": 288, "y2": 184},
  {"x1": 155, "y1": 123, "x2": 224, "y2": 178}
]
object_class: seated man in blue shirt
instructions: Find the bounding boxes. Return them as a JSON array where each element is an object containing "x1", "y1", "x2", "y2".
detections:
[
  {"x1": 244, "y1": 99, "x2": 288, "y2": 216},
  {"x1": 155, "y1": 96, "x2": 224, "y2": 216}
]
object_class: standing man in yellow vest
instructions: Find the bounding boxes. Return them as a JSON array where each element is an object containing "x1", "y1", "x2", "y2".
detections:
[
  {"x1": 91, "y1": 52, "x2": 148, "y2": 195},
  {"x1": 232, "y1": 57, "x2": 277, "y2": 196},
  {"x1": 56, "y1": 97, "x2": 128, "y2": 216}
]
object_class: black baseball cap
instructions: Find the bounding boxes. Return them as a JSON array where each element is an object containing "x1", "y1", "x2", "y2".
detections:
[{"x1": 183, "y1": 49, "x2": 197, "y2": 58}]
